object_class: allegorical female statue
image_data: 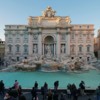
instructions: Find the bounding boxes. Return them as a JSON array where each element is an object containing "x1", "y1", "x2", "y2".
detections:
[{"x1": 46, "y1": 45, "x2": 52, "y2": 56}]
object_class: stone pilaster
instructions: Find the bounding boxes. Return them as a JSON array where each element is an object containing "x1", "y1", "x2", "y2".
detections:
[
  {"x1": 56, "y1": 30, "x2": 60, "y2": 58},
  {"x1": 29, "y1": 33, "x2": 33, "y2": 56},
  {"x1": 38, "y1": 32, "x2": 42, "y2": 55},
  {"x1": 67, "y1": 33, "x2": 70, "y2": 56}
]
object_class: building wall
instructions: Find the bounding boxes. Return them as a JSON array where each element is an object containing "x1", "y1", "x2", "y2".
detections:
[
  {"x1": 95, "y1": 29, "x2": 100, "y2": 59},
  {"x1": 0, "y1": 39, "x2": 5, "y2": 65},
  {"x1": 4, "y1": 7, "x2": 94, "y2": 63}
]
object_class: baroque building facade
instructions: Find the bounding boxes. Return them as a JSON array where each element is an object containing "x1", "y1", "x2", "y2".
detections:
[
  {"x1": 94, "y1": 29, "x2": 100, "y2": 59},
  {"x1": 0, "y1": 39, "x2": 5, "y2": 66},
  {"x1": 5, "y1": 6, "x2": 94, "y2": 63}
]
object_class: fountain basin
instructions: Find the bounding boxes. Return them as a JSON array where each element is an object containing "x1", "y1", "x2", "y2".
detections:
[{"x1": 0, "y1": 70, "x2": 100, "y2": 89}]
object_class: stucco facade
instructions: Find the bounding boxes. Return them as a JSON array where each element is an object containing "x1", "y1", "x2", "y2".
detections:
[{"x1": 5, "y1": 7, "x2": 94, "y2": 63}]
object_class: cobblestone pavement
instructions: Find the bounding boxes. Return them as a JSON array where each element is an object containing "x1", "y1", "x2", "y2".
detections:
[{"x1": 0, "y1": 92, "x2": 96, "y2": 100}]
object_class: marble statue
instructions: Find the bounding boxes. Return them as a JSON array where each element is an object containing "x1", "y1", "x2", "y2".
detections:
[
  {"x1": 42, "y1": 6, "x2": 56, "y2": 17},
  {"x1": 66, "y1": 16, "x2": 71, "y2": 24},
  {"x1": 46, "y1": 45, "x2": 52, "y2": 56},
  {"x1": 61, "y1": 45, "x2": 65, "y2": 53},
  {"x1": 33, "y1": 45, "x2": 37, "y2": 53}
]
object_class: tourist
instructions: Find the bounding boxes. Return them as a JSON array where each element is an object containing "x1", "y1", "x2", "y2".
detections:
[
  {"x1": 54, "y1": 80, "x2": 59, "y2": 90},
  {"x1": 71, "y1": 84, "x2": 78, "y2": 100},
  {"x1": 0, "y1": 80, "x2": 5, "y2": 95},
  {"x1": 43, "y1": 82, "x2": 48, "y2": 100},
  {"x1": 4, "y1": 92, "x2": 16, "y2": 100},
  {"x1": 18, "y1": 85, "x2": 22, "y2": 97},
  {"x1": 44, "y1": 82, "x2": 48, "y2": 90},
  {"x1": 95, "y1": 85, "x2": 100, "y2": 100},
  {"x1": 13, "y1": 80, "x2": 19, "y2": 90},
  {"x1": 66, "y1": 84, "x2": 71, "y2": 99},
  {"x1": 18, "y1": 95, "x2": 26, "y2": 100},
  {"x1": 60, "y1": 92, "x2": 65, "y2": 100},
  {"x1": 41, "y1": 86, "x2": 45, "y2": 100},
  {"x1": 31, "y1": 87, "x2": 38, "y2": 100},
  {"x1": 47, "y1": 89, "x2": 53, "y2": 100},
  {"x1": 53, "y1": 89, "x2": 59, "y2": 100},
  {"x1": 41, "y1": 83, "x2": 48, "y2": 100},
  {"x1": 87, "y1": 98, "x2": 91, "y2": 100},
  {"x1": 79, "y1": 81, "x2": 85, "y2": 96},
  {"x1": 34, "y1": 81, "x2": 38, "y2": 89}
]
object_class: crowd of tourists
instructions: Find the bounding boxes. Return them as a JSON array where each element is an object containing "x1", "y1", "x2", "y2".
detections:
[{"x1": 0, "y1": 80, "x2": 100, "y2": 100}]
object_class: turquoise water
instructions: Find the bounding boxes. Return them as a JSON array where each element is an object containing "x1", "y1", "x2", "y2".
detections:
[{"x1": 0, "y1": 70, "x2": 100, "y2": 89}]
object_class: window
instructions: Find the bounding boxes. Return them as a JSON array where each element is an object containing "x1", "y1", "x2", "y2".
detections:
[
  {"x1": 71, "y1": 33, "x2": 74, "y2": 39},
  {"x1": 71, "y1": 45, "x2": 75, "y2": 52},
  {"x1": 17, "y1": 26, "x2": 19, "y2": 29},
  {"x1": 87, "y1": 57, "x2": 90, "y2": 61},
  {"x1": 8, "y1": 45, "x2": 12, "y2": 52},
  {"x1": 9, "y1": 26, "x2": 11, "y2": 28},
  {"x1": 79, "y1": 32, "x2": 82, "y2": 38},
  {"x1": 17, "y1": 57, "x2": 19, "y2": 61},
  {"x1": 87, "y1": 26, "x2": 89, "y2": 28},
  {"x1": 24, "y1": 33, "x2": 28, "y2": 43},
  {"x1": 87, "y1": 33, "x2": 90, "y2": 39},
  {"x1": 79, "y1": 45, "x2": 82, "y2": 52},
  {"x1": 87, "y1": 45, "x2": 91, "y2": 52},
  {"x1": 8, "y1": 38, "x2": 13, "y2": 43},
  {"x1": 24, "y1": 45, "x2": 28, "y2": 53},
  {"x1": 16, "y1": 33, "x2": 21, "y2": 43},
  {"x1": 61, "y1": 34, "x2": 66, "y2": 40},
  {"x1": 16, "y1": 45, "x2": 20, "y2": 52},
  {"x1": 16, "y1": 33, "x2": 20, "y2": 39},
  {"x1": 33, "y1": 34, "x2": 38, "y2": 40}
]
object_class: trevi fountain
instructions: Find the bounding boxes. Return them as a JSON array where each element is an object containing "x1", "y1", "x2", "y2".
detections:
[{"x1": 0, "y1": 6, "x2": 100, "y2": 89}]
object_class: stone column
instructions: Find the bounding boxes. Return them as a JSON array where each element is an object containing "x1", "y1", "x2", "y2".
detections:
[
  {"x1": 91, "y1": 33, "x2": 94, "y2": 53},
  {"x1": 38, "y1": 32, "x2": 42, "y2": 55},
  {"x1": 67, "y1": 32, "x2": 70, "y2": 56},
  {"x1": 56, "y1": 32, "x2": 60, "y2": 58},
  {"x1": 54, "y1": 43, "x2": 55, "y2": 56},
  {"x1": 29, "y1": 33, "x2": 33, "y2": 56},
  {"x1": 42, "y1": 43, "x2": 44, "y2": 55}
]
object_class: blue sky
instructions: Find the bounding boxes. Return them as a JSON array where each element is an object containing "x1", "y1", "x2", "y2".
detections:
[{"x1": 0, "y1": 0, "x2": 100, "y2": 40}]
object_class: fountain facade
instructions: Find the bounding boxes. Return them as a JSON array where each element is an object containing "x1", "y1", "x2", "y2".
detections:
[{"x1": 4, "y1": 6, "x2": 96, "y2": 71}]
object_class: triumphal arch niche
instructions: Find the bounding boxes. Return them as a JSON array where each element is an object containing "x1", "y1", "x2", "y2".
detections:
[{"x1": 28, "y1": 6, "x2": 71, "y2": 59}]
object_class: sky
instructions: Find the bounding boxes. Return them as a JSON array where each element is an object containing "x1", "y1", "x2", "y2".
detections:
[{"x1": 0, "y1": 0, "x2": 100, "y2": 40}]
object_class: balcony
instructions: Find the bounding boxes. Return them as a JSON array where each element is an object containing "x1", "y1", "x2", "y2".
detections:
[
  {"x1": 70, "y1": 52, "x2": 76, "y2": 55},
  {"x1": 15, "y1": 51, "x2": 21, "y2": 55},
  {"x1": 78, "y1": 52, "x2": 84, "y2": 55}
]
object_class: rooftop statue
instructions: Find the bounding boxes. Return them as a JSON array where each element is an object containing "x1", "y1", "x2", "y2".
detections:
[
  {"x1": 42, "y1": 6, "x2": 56, "y2": 17},
  {"x1": 28, "y1": 17, "x2": 33, "y2": 26},
  {"x1": 65, "y1": 16, "x2": 71, "y2": 24}
]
